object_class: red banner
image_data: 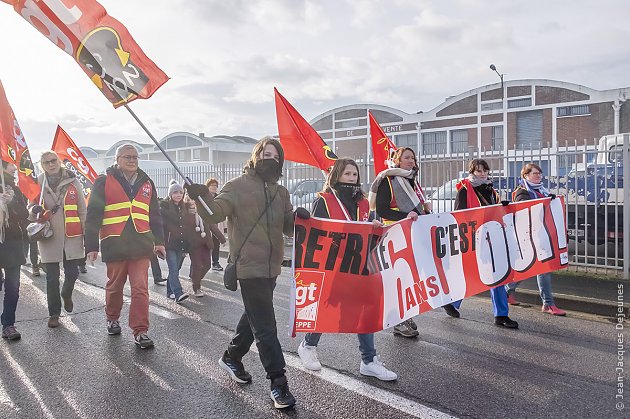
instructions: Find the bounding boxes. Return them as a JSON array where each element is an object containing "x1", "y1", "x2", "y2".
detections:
[
  {"x1": 4, "y1": 0, "x2": 169, "y2": 107},
  {"x1": 369, "y1": 111, "x2": 397, "y2": 176},
  {"x1": 290, "y1": 197, "x2": 568, "y2": 335},
  {"x1": 51, "y1": 125, "x2": 97, "y2": 201},
  {"x1": 0, "y1": 80, "x2": 40, "y2": 201},
  {"x1": 275, "y1": 88, "x2": 337, "y2": 171}
]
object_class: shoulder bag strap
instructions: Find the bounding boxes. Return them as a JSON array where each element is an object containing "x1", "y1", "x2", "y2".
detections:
[{"x1": 232, "y1": 188, "x2": 279, "y2": 263}]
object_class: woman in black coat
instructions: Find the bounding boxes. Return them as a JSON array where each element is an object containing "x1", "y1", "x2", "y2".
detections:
[{"x1": 0, "y1": 161, "x2": 28, "y2": 340}]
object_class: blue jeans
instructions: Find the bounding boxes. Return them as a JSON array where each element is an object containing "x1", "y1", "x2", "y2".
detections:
[
  {"x1": 304, "y1": 332, "x2": 377, "y2": 364},
  {"x1": 505, "y1": 272, "x2": 554, "y2": 305},
  {"x1": 451, "y1": 286, "x2": 509, "y2": 317},
  {"x1": 166, "y1": 249, "x2": 184, "y2": 298},
  {"x1": 1, "y1": 266, "x2": 20, "y2": 328}
]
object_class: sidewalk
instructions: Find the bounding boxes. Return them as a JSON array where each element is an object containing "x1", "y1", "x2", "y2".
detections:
[{"x1": 219, "y1": 242, "x2": 629, "y2": 318}]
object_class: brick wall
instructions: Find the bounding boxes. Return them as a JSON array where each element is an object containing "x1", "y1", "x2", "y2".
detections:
[
  {"x1": 542, "y1": 108, "x2": 552, "y2": 148},
  {"x1": 535, "y1": 86, "x2": 590, "y2": 105},
  {"x1": 481, "y1": 126, "x2": 493, "y2": 150},
  {"x1": 436, "y1": 94, "x2": 478, "y2": 117},
  {"x1": 481, "y1": 88, "x2": 502, "y2": 101},
  {"x1": 507, "y1": 85, "x2": 532, "y2": 98},
  {"x1": 620, "y1": 102, "x2": 630, "y2": 133},
  {"x1": 481, "y1": 113, "x2": 503, "y2": 123},
  {"x1": 421, "y1": 116, "x2": 477, "y2": 129},
  {"x1": 507, "y1": 112, "x2": 517, "y2": 149},
  {"x1": 556, "y1": 102, "x2": 614, "y2": 146}
]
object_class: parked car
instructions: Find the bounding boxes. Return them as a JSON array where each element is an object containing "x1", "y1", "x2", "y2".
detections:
[{"x1": 286, "y1": 178, "x2": 324, "y2": 212}]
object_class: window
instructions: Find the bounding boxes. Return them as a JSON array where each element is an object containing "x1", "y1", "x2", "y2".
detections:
[
  {"x1": 450, "y1": 130, "x2": 468, "y2": 153},
  {"x1": 557, "y1": 105, "x2": 590, "y2": 117},
  {"x1": 492, "y1": 126, "x2": 504, "y2": 151},
  {"x1": 167, "y1": 136, "x2": 187, "y2": 149},
  {"x1": 421, "y1": 131, "x2": 447, "y2": 155},
  {"x1": 394, "y1": 134, "x2": 418, "y2": 153},
  {"x1": 481, "y1": 102, "x2": 503, "y2": 111},
  {"x1": 335, "y1": 118, "x2": 366, "y2": 129},
  {"x1": 516, "y1": 110, "x2": 542, "y2": 150},
  {"x1": 508, "y1": 98, "x2": 532, "y2": 109},
  {"x1": 193, "y1": 148, "x2": 202, "y2": 161}
]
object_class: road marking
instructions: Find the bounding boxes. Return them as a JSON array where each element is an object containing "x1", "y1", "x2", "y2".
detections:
[
  {"x1": 57, "y1": 387, "x2": 89, "y2": 419},
  {"x1": 134, "y1": 362, "x2": 174, "y2": 391},
  {"x1": 0, "y1": 346, "x2": 55, "y2": 419},
  {"x1": 0, "y1": 373, "x2": 18, "y2": 411}
]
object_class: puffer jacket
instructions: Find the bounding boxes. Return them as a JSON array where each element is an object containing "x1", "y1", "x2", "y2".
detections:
[
  {"x1": 0, "y1": 174, "x2": 28, "y2": 268},
  {"x1": 160, "y1": 198, "x2": 191, "y2": 252},
  {"x1": 197, "y1": 168, "x2": 294, "y2": 279}
]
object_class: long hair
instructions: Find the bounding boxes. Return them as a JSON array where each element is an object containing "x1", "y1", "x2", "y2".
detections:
[
  {"x1": 245, "y1": 137, "x2": 285, "y2": 173},
  {"x1": 322, "y1": 158, "x2": 365, "y2": 200},
  {"x1": 391, "y1": 147, "x2": 418, "y2": 169}
]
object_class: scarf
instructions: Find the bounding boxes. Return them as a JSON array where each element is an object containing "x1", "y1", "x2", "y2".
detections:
[
  {"x1": 368, "y1": 167, "x2": 426, "y2": 214},
  {"x1": 521, "y1": 178, "x2": 549, "y2": 199},
  {"x1": 467, "y1": 174, "x2": 493, "y2": 188}
]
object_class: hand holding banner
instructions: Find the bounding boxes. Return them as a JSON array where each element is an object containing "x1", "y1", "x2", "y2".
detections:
[{"x1": 290, "y1": 197, "x2": 568, "y2": 335}]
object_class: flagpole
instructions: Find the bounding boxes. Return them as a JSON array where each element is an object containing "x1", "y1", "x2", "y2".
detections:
[{"x1": 123, "y1": 104, "x2": 213, "y2": 215}]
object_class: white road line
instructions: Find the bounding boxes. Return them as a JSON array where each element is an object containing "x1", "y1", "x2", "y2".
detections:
[
  {"x1": 57, "y1": 387, "x2": 89, "y2": 419},
  {"x1": 59, "y1": 317, "x2": 81, "y2": 334},
  {"x1": 0, "y1": 346, "x2": 55, "y2": 419},
  {"x1": 0, "y1": 373, "x2": 18, "y2": 411},
  {"x1": 133, "y1": 362, "x2": 173, "y2": 391}
]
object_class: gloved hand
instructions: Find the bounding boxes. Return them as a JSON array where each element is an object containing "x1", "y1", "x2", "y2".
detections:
[
  {"x1": 549, "y1": 193, "x2": 556, "y2": 200},
  {"x1": 184, "y1": 183, "x2": 209, "y2": 200},
  {"x1": 294, "y1": 207, "x2": 310, "y2": 220},
  {"x1": 31, "y1": 205, "x2": 44, "y2": 215},
  {"x1": 501, "y1": 200, "x2": 510, "y2": 206}
]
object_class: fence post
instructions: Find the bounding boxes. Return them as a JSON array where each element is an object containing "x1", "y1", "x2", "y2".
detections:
[{"x1": 623, "y1": 133, "x2": 629, "y2": 279}]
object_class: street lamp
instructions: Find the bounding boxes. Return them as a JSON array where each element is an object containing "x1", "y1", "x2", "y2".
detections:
[{"x1": 489, "y1": 64, "x2": 504, "y2": 101}]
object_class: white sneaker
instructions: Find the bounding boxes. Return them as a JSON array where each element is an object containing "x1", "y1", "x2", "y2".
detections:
[
  {"x1": 193, "y1": 289, "x2": 204, "y2": 297},
  {"x1": 360, "y1": 356, "x2": 397, "y2": 381},
  {"x1": 297, "y1": 341, "x2": 321, "y2": 371}
]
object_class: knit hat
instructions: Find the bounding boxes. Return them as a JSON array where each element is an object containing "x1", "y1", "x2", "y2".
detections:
[{"x1": 168, "y1": 179, "x2": 184, "y2": 196}]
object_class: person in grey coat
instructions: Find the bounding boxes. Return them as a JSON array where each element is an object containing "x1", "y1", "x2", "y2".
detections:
[{"x1": 30, "y1": 151, "x2": 86, "y2": 328}]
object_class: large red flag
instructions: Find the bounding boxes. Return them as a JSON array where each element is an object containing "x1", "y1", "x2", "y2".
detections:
[
  {"x1": 52, "y1": 125, "x2": 97, "y2": 201},
  {"x1": 369, "y1": 111, "x2": 397, "y2": 176},
  {"x1": 0, "y1": 80, "x2": 40, "y2": 201},
  {"x1": 275, "y1": 88, "x2": 337, "y2": 171},
  {"x1": 3, "y1": 0, "x2": 169, "y2": 108}
]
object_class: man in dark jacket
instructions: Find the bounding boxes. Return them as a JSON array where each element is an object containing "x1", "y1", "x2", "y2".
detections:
[{"x1": 85, "y1": 144, "x2": 165, "y2": 349}]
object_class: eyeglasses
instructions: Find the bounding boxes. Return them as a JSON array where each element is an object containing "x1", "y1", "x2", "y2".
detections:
[
  {"x1": 119, "y1": 155, "x2": 139, "y2": 161},
  {"x1": 529, "y1": 171, "x2": 543, "y2": 176},
  {"x1": 42, "y1": 159, "x2": 58, "y2": 165}
]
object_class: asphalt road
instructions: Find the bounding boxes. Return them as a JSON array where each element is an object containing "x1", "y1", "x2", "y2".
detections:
[{"x1": 0, "y1": 259, "x2": 625, "y2": 419}]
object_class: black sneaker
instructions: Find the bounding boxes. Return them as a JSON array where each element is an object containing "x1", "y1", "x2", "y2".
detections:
[
  {"x1": 443, "y1": 304, "x2": 461, "y2": 318},
  {"x1": 212, "y1": 263, "x2": 223, "y2": 272},
  {"x1": 79, "y1": 265, "x2": 87, "y2": 274},
  {"x1": 494, "y1": 316, "x2": 519, "y2": 329},
  {"x1": 134, "y1": 333, "x2": 154, "y2": 349},
  {"x1": 107, "y1": 320, "x2": 122, "y2": 335},
  {"x1": 218, "y1": 353, "x2": 252, "y2": 384},
  {"x1": 270, "y1": 376, "x2": 296, "y2": 409},
  {"x1": 153, "y1": 277, "x2": 167, "y2": 284}
]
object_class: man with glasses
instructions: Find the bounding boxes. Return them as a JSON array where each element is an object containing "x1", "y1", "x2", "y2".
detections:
[{"x1": 85, "y1": 144, "x2": 165, "y2": 348}]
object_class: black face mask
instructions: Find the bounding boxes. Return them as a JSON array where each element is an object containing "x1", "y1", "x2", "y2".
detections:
[
  {"x1": 254, "y1": 158, "x2": 281, "y2": 182},
  {"x1": 336, "y1": 182, "x2": 362, "y2": 201}
]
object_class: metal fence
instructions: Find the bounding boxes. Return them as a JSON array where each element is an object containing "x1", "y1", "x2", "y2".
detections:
[{"x1": 144, "y1": 134, "x2": 630, "y2": 278}]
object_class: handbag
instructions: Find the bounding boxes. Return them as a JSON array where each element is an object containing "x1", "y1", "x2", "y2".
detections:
[
  {"x1": 223, "y1": 188, "x2": 278, "y2": 291},
  {"x1": 27, "y1": 220, "x2": 53, "y2": 241}
]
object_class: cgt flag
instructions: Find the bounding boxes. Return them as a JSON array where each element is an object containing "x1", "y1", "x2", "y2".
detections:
[
  {"x1": 51, "y1": 125, "x2": 97, "y2": 202},
  {"x1": 369, "y1": 111, "x2": 397, "y2": 176},
  {"x1": 290, "y1": 197, "x2": 569, "y2": 335},
  {"x1": 275, "y1": 88, "x2": 338, "y2": 171},
  {"x1": 0, "y1": 80, "x2": 40, "y2": 201},
  {"x1": 3, "y1": 0, "x2": 169, "y2": 108}
]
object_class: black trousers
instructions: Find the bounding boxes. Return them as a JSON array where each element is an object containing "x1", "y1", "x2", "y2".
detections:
[
  {"x1": 211, "y1": 235, "x2": 220, "y2": 264},
  {"x1": 44, "y1": 255, "x2": 79, "y2": 316},
  {"x1": 227, "y1": 277, "x2": 286, "y2": 380},
  {"x1": 22, "y1": 238, "x2": 38, "y2": 266}
]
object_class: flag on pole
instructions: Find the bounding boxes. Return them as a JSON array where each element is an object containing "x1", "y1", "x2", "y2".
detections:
[
  {"x1": 51, "y1": 125, "x2": 97, "y2": 202},
  {"x1": 3, "y1": 0, "x2": 169, "y2": 108},
  {"x1": 274, "y1": 88, "x2": 337, "y2": 171},
  {"x1": 0, "y1": 80, "x2": 40, "y2": 201},
  {"x1": 369, "y1": 111, "x2": 397, "y2": 176}
]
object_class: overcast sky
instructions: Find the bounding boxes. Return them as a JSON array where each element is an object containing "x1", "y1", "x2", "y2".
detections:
[{"x1": 1, "y1": 0, "x2": 629, "y2": 159}]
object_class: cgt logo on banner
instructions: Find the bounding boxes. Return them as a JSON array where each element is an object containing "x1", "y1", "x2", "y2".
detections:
[{"x1": 289, "y1": 197, "x2": 568, "y2": 336}]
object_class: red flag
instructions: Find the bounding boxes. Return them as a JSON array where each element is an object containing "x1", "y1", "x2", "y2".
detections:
[
  {"x1": 52, "y1": 125, "x2": 97, "y2": 202},
  {"x1": 369, "y1": 111, "x2": 397, "y2": 176},
  {"x1": 274, "y1": 88, "x2": 337, "y2": 171},
  {"x1": 0, "y1": 80, "x2": 41, "y2": 201},
  {"x1": 4, "y1": 0, "x2": 169, "y2": 108}
]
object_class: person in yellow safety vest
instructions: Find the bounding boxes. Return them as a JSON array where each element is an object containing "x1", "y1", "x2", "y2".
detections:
[
  {"x1": 85, "y1": 144, "x2": 165, "y2": 349},
  {"x1": 369, "y1": 147, "x2": 428, "y2": 338},
  {"x1": 29, "y1": 151, "x2": 86, "y2": 329}
]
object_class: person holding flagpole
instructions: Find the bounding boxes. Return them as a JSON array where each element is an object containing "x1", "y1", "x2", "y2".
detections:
[
  {"x1": 297, "y1": 158, "x2": 397, "y2": 381},
  {"x1": 369, "y1": 147, "x2": 429, "y2": 338},
  {"x1": 185, "y1": 137, "x2": 301, "y2": 410},
  {"x1": 1, "y1": 161, "x2": 28, "y2": 341},
  {"x1": 30, "y1": 151, "x2": 86, "y2": 329}
]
